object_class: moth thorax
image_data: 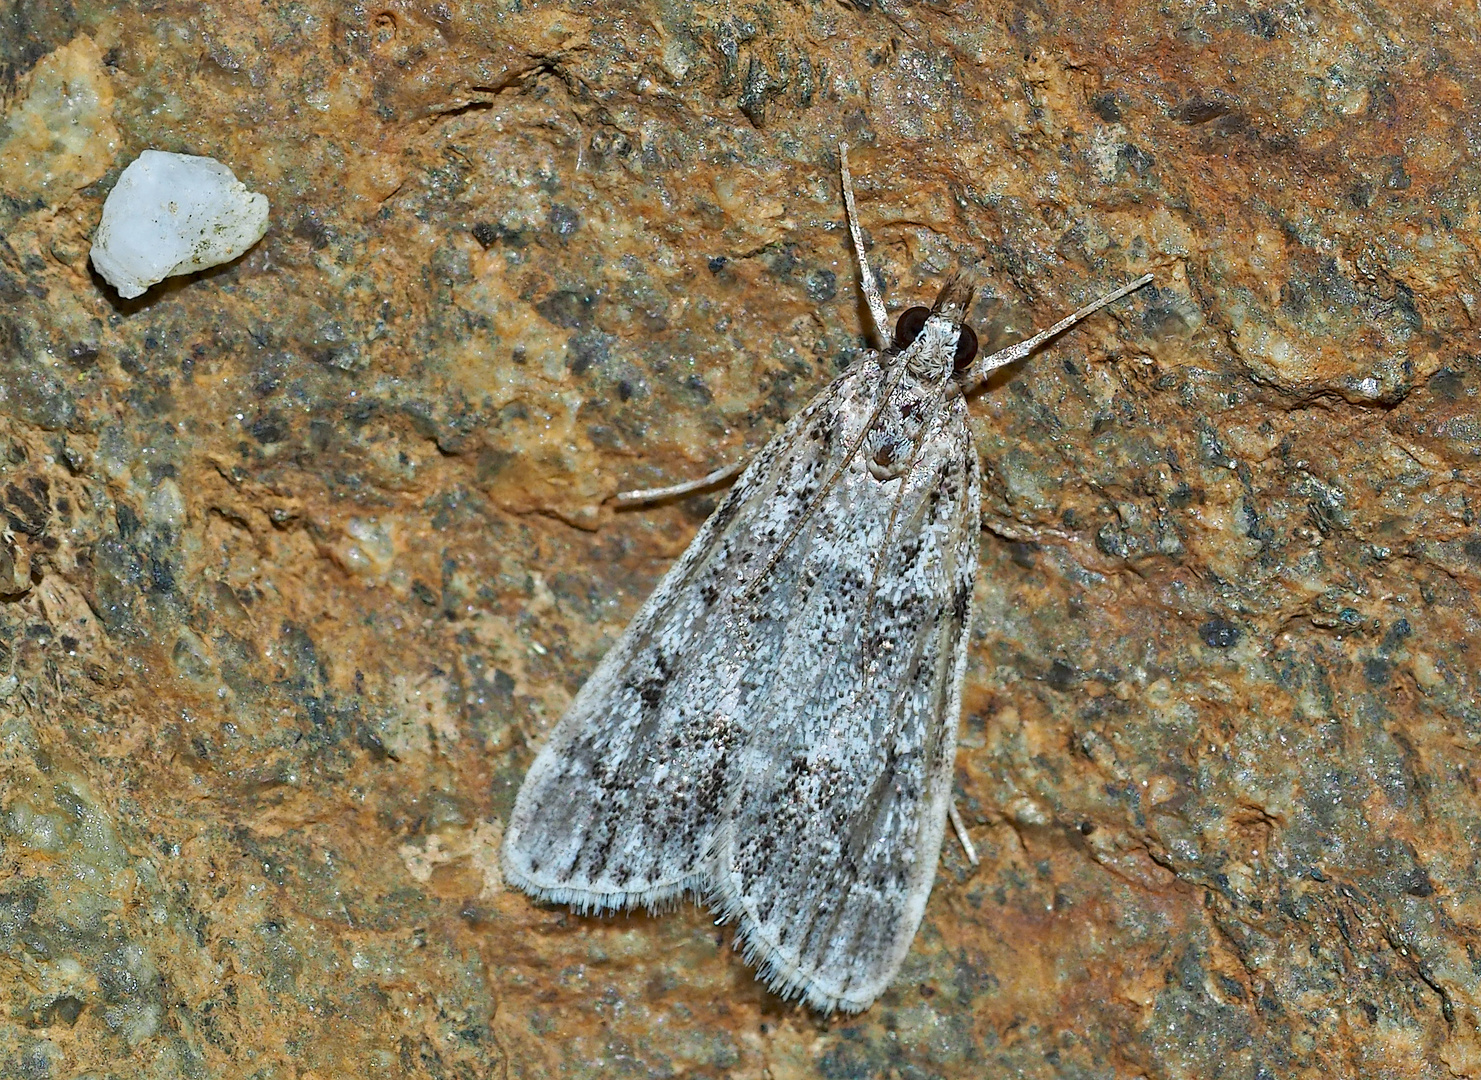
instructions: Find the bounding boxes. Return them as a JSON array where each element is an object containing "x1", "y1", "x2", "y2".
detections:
[{"x1": 905, "y1": 315, "x2": 966, "y2": 382}]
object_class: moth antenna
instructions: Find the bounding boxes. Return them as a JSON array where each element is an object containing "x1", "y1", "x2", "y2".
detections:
[
  {"x1": 957, "y1": 272, "x2": 1154, "y2": 394},
  {"x1": 839, "y1": 143, "x2": 891, "y2": 348}
]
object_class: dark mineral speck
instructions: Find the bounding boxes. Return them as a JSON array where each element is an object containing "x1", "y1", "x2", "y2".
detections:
[{"x1": 1200, "y1": 618, "x2": 1242, "y2": 648}]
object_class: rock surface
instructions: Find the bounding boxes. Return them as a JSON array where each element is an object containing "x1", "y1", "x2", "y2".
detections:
[{"x1": 0, "y1": 1, "x2": 1478, "y2": 1077}]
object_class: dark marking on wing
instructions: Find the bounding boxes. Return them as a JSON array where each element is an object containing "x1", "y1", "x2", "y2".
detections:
[
  {"x1": 952, "y1": 582, "x2": 971, "y2": 623},
  {"x1": 629, "y1": 651, "x2": 673, "y2": 709}
]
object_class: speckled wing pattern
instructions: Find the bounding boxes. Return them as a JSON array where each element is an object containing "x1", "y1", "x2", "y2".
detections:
[{"x1": 502, "y1": 350, "x2": 981, "y2": 1013}]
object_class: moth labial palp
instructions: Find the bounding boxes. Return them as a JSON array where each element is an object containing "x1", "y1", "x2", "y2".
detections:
[{"x1": 501, "y1": 139, "x2": 1153, "y2": 1014}]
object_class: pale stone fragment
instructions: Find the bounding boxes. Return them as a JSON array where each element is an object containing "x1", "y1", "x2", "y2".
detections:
[{"x1": 90, "y1": 149, "x2": 269, "y2": 298}]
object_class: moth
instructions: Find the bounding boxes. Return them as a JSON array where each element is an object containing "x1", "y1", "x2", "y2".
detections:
[{"x1": 502, "y1": 144, "x2": 1152, "y2": 1013}]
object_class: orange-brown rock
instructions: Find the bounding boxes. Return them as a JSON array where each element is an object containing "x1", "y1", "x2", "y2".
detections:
[{"x1": 1, "y1": 1, "x2": 1478, "y2": 1076}]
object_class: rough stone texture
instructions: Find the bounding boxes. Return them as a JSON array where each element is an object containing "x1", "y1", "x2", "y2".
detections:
[{"x1": 1, "y1": 1, "x2": 1478, "y2": 1077}]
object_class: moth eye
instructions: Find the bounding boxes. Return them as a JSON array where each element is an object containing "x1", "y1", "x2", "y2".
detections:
[
  {"x1": 952, "y1": 323, "x2": 979, "y2": 373},
  {"x1": 893, "y1": 307, "x2": 930, "y2": 350}
]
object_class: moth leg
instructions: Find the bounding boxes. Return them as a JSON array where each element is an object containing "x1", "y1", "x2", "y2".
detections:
[
  {"x1": 957, "y1": 272, "x2": 1155, "y2": 394},
  {"x1": 949, "y1": 801, "x2": 980, "y2": 866},
  {"x1": 612, "y1": 460, "x2": 746, "y2": 507},
  {"x1": 839, "y1": 142, "x2": 891, "y2": 348}
]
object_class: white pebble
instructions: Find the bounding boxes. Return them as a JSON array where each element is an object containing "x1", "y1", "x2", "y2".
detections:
[{"x1": 90, "y1": 149, "x2": 268, "y2": 298}]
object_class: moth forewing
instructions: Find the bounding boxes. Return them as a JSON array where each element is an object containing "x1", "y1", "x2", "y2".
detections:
[
  {"x1": 710, "y1": 382, "x2": 981, "y2": 1014},
  {"x1": 499, "y1": 373, "x2": 856, "y2": 913}
]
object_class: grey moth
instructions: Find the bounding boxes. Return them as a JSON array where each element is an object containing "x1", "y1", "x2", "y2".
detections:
[{"x1": 502, "y1": 145, "x2": 1152, "y2": 1013}]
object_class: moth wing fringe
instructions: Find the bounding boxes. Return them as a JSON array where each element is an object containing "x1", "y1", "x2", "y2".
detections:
[
  {"x1": 500, "y1": 859, "x2": 707, "y2": 917},
  {"x1": 701, "y1": 872, "x2": 881, "y2": 1016}
]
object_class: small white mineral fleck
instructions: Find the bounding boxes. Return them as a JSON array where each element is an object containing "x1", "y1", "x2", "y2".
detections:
[{"x1": 90, "y1": 149, "x2": 269, "y2": 299}]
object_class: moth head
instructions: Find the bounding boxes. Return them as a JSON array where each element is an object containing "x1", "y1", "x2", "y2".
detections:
[{"x1": 891, "y1": 273, "x2": 978, "y2": 380}]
